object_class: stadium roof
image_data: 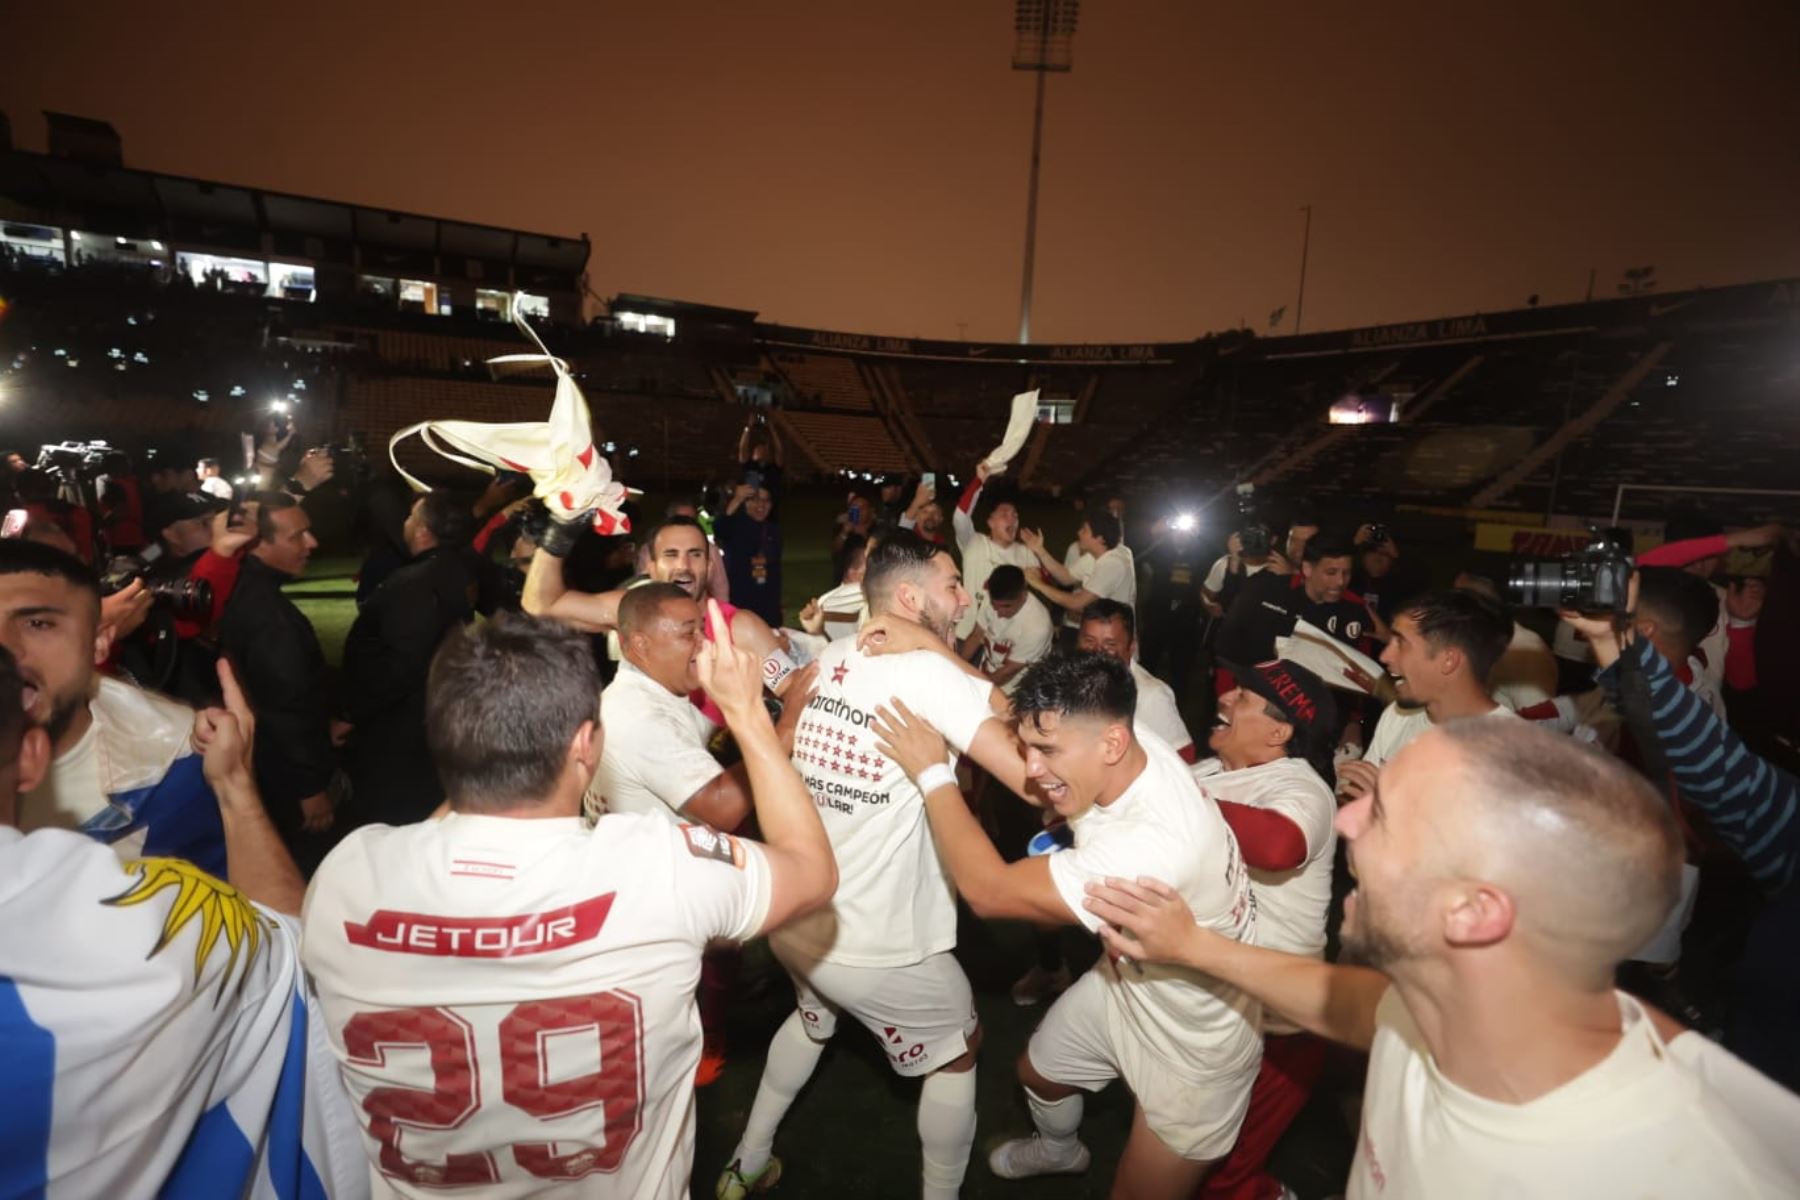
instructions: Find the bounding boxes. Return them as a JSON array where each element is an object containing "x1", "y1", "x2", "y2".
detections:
[{"x1": 0, "y1": 146, "x2": 589, "y2": 276}]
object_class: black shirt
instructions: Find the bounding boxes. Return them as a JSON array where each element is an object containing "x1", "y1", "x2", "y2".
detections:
[{"x1": 1215, "y1": 569, "x2": 1375, "y2": 667}]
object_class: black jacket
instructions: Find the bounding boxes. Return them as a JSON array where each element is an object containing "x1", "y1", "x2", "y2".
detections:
[
  {"x1": 341, "y1": 547, "x2": 475, "y2": 822},
  {"x1": 217, "y1": 555, "x2": 334, "y2": 825}
]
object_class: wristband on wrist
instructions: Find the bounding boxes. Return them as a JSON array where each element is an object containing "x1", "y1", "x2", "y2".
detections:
[
  {"x1": 915, "y1": 762, "x2": 957, "y2": 796},
  {"x1": 538, "y1": 511, "x2": 592, "y2": 557}
]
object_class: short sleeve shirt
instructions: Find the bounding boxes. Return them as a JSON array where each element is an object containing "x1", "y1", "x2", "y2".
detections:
[{"x1": 594, "y1": 661, "x2": 724, "y2": 823}]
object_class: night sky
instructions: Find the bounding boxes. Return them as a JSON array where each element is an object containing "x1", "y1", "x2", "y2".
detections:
[{"x1": 3, "y1": 1, "x2": 1796, "y2": 343}]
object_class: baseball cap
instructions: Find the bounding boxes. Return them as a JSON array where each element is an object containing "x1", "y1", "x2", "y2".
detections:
[
  {"x1": 148, "y1": 491, "x2": 228, "y2": 538},
  {"x1": 1221, "y1": 657, "x2": 1338, "y2": 776}
]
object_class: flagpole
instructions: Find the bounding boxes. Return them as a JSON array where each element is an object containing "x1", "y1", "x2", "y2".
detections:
[{"x1": 1294, "y1": 204, "x2": 1312, "y2": 335}]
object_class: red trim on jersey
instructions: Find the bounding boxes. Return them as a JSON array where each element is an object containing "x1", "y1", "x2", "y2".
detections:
[
  {"x1": 1216, "y1": 800, "x2": 1308, "y2": 872},
  {"x1": 1177, "y1": 742, "x2": 1198, "y2": 764},
  {"x1": 344, "y1": 893, "x2": 617, "y2": 957}
]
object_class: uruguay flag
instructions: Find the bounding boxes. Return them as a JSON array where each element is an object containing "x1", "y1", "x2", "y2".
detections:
[{"x1": 0, "y1": 827, "x2": 366, "y2": 1199}]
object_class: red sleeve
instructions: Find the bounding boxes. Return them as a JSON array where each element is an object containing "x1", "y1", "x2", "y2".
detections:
[
  {"x1": 472, "y1": 510, "x2": 509, "y2": 554},
  {"x1": 1216, "y1": 799, "x2": 1308, "y2": 871},
  {"x1": 175, "y1": 549, "x2": 242, "y2": 639},
  {"x1": 957, "y1": 476, "x2": 983, "y2": 515},
  {"x1": 1637, "y1": 534, "x2": 1729, "y2": 569}
]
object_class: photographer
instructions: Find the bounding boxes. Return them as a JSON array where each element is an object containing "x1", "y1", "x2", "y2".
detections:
[
  {"x1": 1350, "y1": 522, "x2": 1405, "y2": 634},
  {"x1": 1201, "y1": 528, "x2": 1276, "y2": 619},
  {"x1": 738, "y1": 410, "x2": 785, "y2": 505}
]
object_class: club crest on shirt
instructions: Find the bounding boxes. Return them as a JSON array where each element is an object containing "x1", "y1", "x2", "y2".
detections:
[{"x1": 682, "y1": 823, "x2": 743, "y2": 868}]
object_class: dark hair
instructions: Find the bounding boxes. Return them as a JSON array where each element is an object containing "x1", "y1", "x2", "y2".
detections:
[
  {"x1": 978, "y1": 480, "x2": 1020, "y2": 528},
  {"x1": 0, "y1": 538, "x2": 100, "y2": 600},
  {"x1": 1083, "y1": 511, "x2": 1122, "y2": 550},
  {"x1": 1303, "y1": 538, "x2": 1355, "y2": 565},
  {"x1": 1397, "y1": 589, "x2": 1513, "y2": 680},
  {"x1": 197, "y1": 457, "x2": 219, "y2": 471},
  {"x1": 987, "y1": 564, "x2": 1026, "y2": 602},
  {"x1": 415, "y1": 490, "x2": 475, "y2": 547},
  {"x1": 864, "y1": 529, "x2": 946, "y2": 616},
  {"x1": 663, "y1": 499, "x2": 700, "y2": 519},
  {"x1": 0, "y1": 645, "x2": 27, "y2": 762},
  {"x1": 647, "y1": 515, "x2": 706, "y2": 555},
  {"x1": 1636, "y1": 567, "x2": 1720, "y2": 656},
  {"x1": 1078, "y1": 597, "x2": 1136, "y2": 643},
  {"x1": 618, "y1": 582, "x2": 693, "y2": 638},
  {"x1": 1012, "y1": 651, "x2": 1137, "y2": 731},
  {"x1": 253, "y1": 490, "x2": 300, "y2": 540},
  {"x1": 426, "y1": 613, "x2": 600, "y2": 811}
]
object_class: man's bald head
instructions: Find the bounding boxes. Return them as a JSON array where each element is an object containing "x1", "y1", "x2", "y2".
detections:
[{"x1": 1340, "y1": 720, "x2": 1682, "y2": 989}]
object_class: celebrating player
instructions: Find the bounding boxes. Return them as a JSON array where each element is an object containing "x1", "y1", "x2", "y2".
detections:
[
  {"x1": 302, "y1": 606, "x2": 836, "y2": 1198},
  {"x1": 871, "y1": 651, "x2": 1262, "y2": 1199},
  {"x1": 718, "y1": 530, "x2": 1030, "y2": 1200}
]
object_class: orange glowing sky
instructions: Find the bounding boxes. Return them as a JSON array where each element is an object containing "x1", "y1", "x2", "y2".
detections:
[{"x1": 3, "y1": 0, "x2": 1797, "y2": 342}]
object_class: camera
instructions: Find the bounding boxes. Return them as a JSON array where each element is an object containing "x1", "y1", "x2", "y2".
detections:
[
  {"x1": 1232, "y1": 484, "x2": 1271, "y2": 556},
  {"x1": 1507, "y1": 529, "x2": 1634, "y2": 613},
  {"x1": 1360, "y1": 523, "x2": 1393, "y2": 550},
  {"x1": 99, "y1": 556, "x2": 215, "y2": 622}
]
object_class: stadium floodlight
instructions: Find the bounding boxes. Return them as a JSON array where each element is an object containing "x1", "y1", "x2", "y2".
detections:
[{"x1": 1011, "y1": 0, "x2": 1079, "y2": 345}]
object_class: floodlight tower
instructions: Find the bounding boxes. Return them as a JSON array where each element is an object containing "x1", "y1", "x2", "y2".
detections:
[{"x1": 1012, "y1": 0, "x2": 1078, "y2": 345}]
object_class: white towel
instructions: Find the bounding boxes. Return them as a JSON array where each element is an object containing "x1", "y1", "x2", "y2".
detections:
[{"x1": 982, "y1": 390, "x2": 1040, "y2": 474}]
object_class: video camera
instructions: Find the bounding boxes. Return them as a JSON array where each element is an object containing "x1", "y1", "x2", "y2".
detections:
[
  {"x1": 1233, "y1": 483, "x2": 1271, "y2": 557},
  {"x1": 1507, "y1": 528, "x2": 1634, "y2": 614},
  {"x1": 99, "y1": 555, "x2": 214, "y2": 622},
  {"x1": 35, "y1": 440, "x2": 115, "y2": 481}
]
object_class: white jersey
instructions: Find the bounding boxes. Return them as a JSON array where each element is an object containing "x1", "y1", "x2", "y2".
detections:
[
  {"x1": 1202, "y1": 555, "x2": 1271, "y2": 596},
  {"x1": 0, "y1": 827, "x2": 364, "y2": 1200},
  {"x1": 1191, "y1": 756, "x2": 1337, "y2": 1033},
  {"x1": 954, "y1": 533, "x2": 1036, "y2": 639},
  {"x1": 592, "y1": 661, "x2": 723, "y2": 824},
  {"x1": 1130, "y1": 660, "x2": 1193, "y2": 756},
  {"x1": 1047, "y1": 733, "x2": 1262, "y2": 1079},
  {"x1": 1351, "y1": 987, "x2": 1800, "y2": 1198},
  {"x1": 1085, "y1": 544, "x2": 1137, "y2": 612},
  {"x1": 976, "y1": 593, "x2": 1056, "y2": 695},
  {"x1": 774, "y1": 638, "x2": 997, "y2": 969},
  {"x1": 1363, "y1": 702, "x2": 1518, "y2": 769},
  {"x1": 302, "y1": 811, "x2": 771, "y2": 1200}
]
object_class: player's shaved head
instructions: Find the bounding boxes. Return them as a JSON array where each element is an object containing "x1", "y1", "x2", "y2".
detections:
[
  {"x1": 1341, "y1": 721, "x2": 1682, "y2": 989},
  {"x1": 1445, "y1": 721, "x2": 1681, "y2": 979},
  {"x1": 618, "y1": 583, "x2": 693, "y2": 638}
]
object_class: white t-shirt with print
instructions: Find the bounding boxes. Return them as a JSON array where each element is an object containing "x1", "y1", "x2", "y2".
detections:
[
  {"x1": 976, "y1": 592, "x2": 1056, "y2": 695},
  {"x1": 1202, "y1": 555, "x2": 1271, "y2": 596},
  {"x1": 593, "y1": 661, "x2": 723, "y2": 823},
  {"x1": 1363, "y1": 702, "x2": 1519, "y2": 769},
  {"x1": 304, "y1": 811, "x2": 771, "y2": 1200},
  {"x1": 772, "y1": 638, "x2": 998, "y2": 969},
  {"x1": 1350, "y1": 986, "x2": 1800, "y2": 1199},
  {"x1": 1047, "y1": 732, "x2": 1262, "y2": 1080},
  {"x1": 1131, "y1": 660, "x2": 1192, "y2": 756}
]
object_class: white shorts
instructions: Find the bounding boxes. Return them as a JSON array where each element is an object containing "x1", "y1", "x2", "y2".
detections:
[
  {"x1": 1027, "y1": 968, "x2": 1258, "y2": 1161},
  {"x1": 773, "y1": 945, "x2": 978, "y2": 1078}
]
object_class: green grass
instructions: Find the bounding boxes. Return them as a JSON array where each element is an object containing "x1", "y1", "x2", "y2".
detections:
[{"x1": 289, "y1": 510, "x2": 1354, "y2": 1199}]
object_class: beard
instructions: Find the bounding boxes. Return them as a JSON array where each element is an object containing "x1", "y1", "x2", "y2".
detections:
[
  {"x1": 918, "y1": 596, "x2": 958, "y2": 643},
  {"x1": 1337, "y1": 887, "x2": 1421, "y2": 971},
  {"x1": 43, "y1": 686, "x2": 87, "y2": 748}
]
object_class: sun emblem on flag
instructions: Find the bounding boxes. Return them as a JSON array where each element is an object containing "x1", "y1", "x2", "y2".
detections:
[
  {"x1": 105, "y1": 857, "x2": 273, "y2": 1003},
  {"x1": 831, "y1": 663, "x2": 849, "y2": 684}
]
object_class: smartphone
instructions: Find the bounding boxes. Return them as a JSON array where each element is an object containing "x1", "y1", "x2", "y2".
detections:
[
  {"x1": 921, "y1": 472, "x2": 936, "y2": 499},
  {"x1": 1, "y1": 509, "x2": 25, "y2": 539},
  {"x1": 847, "y1": 502, "x2": 862, "y2": 526}
]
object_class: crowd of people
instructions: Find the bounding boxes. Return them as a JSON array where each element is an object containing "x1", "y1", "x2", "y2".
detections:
[{"x1": 2, "y1": 403, "x2": 1798, "y2": 1200}]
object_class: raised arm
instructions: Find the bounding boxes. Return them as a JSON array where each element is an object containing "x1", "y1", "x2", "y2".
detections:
[
  {"x1": 697, "y1": 602, "x2": 836, "y2": 933},
  {"x1": 680, "y1": 664, "x2": 817, "y2": 832},
  {"x1": 951, "y1": 465, "x2": 989, "y2": 551},
  {"x1": 194, "y1": 660, "x2": 306, "y2": 916},
  {"x1": 1083, "y1": 877, "x2": 1389, "y2": 1049},
  {"x1": 873, "y1": 699, "x2": 1069, "y2": 923},
  {"x1": 522, "y1": 513, "x2": 624, "y2": 633},
  {"x1": 1020, "y1": 527, "x2": 1078, "y2": 587}
]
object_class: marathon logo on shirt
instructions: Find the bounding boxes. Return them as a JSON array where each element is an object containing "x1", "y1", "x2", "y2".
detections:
[{"x1": 343, "y1": 893, "x2": 616, "y2": 957}]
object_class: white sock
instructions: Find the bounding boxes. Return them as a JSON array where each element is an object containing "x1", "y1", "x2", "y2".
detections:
[
  {"x1": 732, "y1": 1011, "x2": 825, "y2": 1176},
  {"x1": 918, "y1": 1067, "x2": 978, "y2": 1200},
  {"x1": 1025, "y1": 1085, "x2": 1084, "y2": 1153}
]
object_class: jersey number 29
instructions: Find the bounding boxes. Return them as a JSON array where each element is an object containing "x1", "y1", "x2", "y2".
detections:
[{"x1": 342, "y1": 990, "x2": 645, "y2": 1186}]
